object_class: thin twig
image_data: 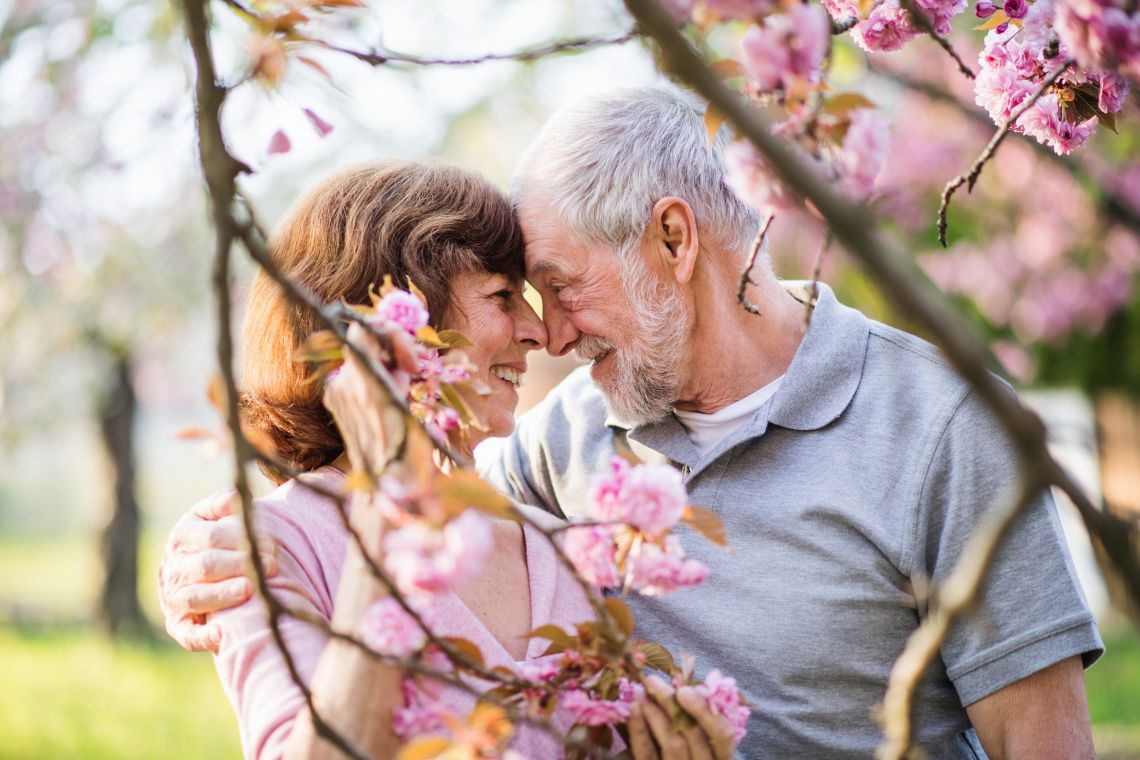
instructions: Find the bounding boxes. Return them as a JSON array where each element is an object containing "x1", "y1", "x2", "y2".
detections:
[
  {"x1": 318, "y1": 30, "x2": 640, "y2": 69},
  {"x1": 804, "y1": 229, "x2": 832, "y2": 331},
  {"x1": 738, "y1": 214, "x2": 775, "y2": 316},
  {"x1": 899, "y1": 0, "x2": 975, "y2": 80},
  {"x1": 938, "y1": 60, "x2": 1074, "y2": 246}
]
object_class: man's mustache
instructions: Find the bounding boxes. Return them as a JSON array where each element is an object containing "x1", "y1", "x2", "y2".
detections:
[{"x1": 575, "y1": 335, "x2": 616, "y2": 364}]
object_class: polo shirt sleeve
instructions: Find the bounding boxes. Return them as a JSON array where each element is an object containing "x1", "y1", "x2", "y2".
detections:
[{"x1": 912, "y1": 387, "x2": 1104, "y2": 707}]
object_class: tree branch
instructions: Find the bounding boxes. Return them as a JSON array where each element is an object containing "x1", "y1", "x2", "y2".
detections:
[
  {"x1": 317, "y1": 29, "x2": 641, "y2": 69},
  {"x1": 179, "y1": 1, "x2": 371, "y2": 756},
  {"x1": 899, "y1": 0, "x2": 976, "y2": 80},
  {"x1": 938, "y1": 60, "x2": 1073, "y2": 246}
]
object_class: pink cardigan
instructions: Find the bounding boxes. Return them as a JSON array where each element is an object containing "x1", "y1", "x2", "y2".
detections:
[{"x1": 212, "y1": 467, "x2": 596, "y2": 759}]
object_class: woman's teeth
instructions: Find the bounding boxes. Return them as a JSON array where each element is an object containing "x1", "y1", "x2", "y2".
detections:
[{"x1": 490, "y1": 365, "x2": 522, "y2": 388}]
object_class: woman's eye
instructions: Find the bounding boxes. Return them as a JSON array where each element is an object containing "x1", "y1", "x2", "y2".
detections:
[{"x1": 493, "y1": 289, "x2": 514, "y2": 300}]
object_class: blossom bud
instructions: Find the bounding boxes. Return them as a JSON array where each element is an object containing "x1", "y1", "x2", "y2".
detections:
[
  {"x1": 995, "y1": 20, "x2": 1009, "y2": 32},
  {"x1": 974, "y1": 0, "x2": 995, "y2": 17},
  {"x1": 1002, "y1": 0, "x2": 1028, "y2": 18}
]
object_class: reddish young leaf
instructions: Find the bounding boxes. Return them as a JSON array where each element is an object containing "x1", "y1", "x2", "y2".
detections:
[
  {"x1": 682, "y1": 504, "x2": 729, "y2": 547},
  {"x1": 440, "y1": 636, "x2": 486, "y2": 669},
  {"x1": 604, "y1": 597, "x2": 635, "y2": 637}
]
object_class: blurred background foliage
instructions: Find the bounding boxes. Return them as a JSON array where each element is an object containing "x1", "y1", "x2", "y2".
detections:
[{"x1": 0, "y1": 0, "x2": 1137, "y2": 757}]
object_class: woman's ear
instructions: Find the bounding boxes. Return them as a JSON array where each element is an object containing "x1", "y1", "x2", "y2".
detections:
[{"x1": 651, "y1": 196, "x2": 699, "y2": 285}]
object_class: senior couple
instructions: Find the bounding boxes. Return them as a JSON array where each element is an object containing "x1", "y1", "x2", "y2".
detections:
[{"x1": 158, "y1": 86, "x2": 1102, "y2": 759}]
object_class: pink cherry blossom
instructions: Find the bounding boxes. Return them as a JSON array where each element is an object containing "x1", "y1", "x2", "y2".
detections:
[
  {"x1": 372, "y1": 289, "x2": 430, "y2": 336},
  {"x1": 561, "y1": 524, "x2": 622, "y2": 589},
  {"x1": 1055, "y1": 0, "x2": 1140, "y2": 79},
  {"x1": 851, "y1": 0, "x2": 920, "y2": 53},
  {"x1": 914, "y1": 0, "x2": 969, "y2": 34},
  {"x1": 360, "y1": 597, "x2": 428, "y2": 657},
  {"x1": 303, "y1": 108, "x2": 334, "y2": 137},
  {"x1": 267, "y1": 129, "x2": 291, "y2": 155},
  {"x1": 1018, "y1": 93, "x2": 1099, "y2": 155},
  {"x1": 393, "y1": 678, "x2": 448, "y2": 739},
  {"x1": 740, "y1": 3, "x2": 831, "y2": 93},
  {"x1": 616, "y1": 461, "x2": 688, "y2": 536},
  {"x1": 561, "y1": 689, "x2": 633, "y2": 726},
  {"x1": 383, "y1": 511, "x2": 494, "y2": 598},
  {"x1": 587, "y1": 456, "x2": 631, "y2": 523},
  {"x1": 1098, "y1": 72, "x2": 1129, "y2": 112},
  {"x1": 520, "y1": 659, "x2": 561, "y2": 683},
  {"x1": 705, "y1": 0, "x2": 779, "y2": 19},
  {"x1": 725, "y1": 139, "x2": 802, "y2": 214},
  {"x1": 661, "y1": 0, "x2": 695, "y2": 23},
  {"x1": 627, "y1": 538, "x2": 709, "y2": 595},
  {"x1": 839, "y1": 109, "x2": 891, "y2": 202},
  {"x1": 695, "y1": 670, "x2": 751, "y2": 743}
]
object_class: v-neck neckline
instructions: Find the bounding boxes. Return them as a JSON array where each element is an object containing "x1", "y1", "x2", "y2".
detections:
[{"x1": 434, "y1": 518, "x2": 544, "y2": 667}]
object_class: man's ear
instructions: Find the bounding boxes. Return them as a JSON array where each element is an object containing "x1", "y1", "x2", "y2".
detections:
[{"x1": 650, "y1": 196, "x2": 699, "y2": 285}]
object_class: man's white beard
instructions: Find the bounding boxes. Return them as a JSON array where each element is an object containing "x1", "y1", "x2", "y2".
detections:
[{"x1": 578, "y1": 272, "x2": 688, "y2": 426}]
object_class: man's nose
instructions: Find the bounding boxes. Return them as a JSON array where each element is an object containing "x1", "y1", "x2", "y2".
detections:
[
  {"x1": 542, "y1": 300, "x2": 580, "y2": 358},
  {"x1": 515, "y1": 300, "x2": 548, "y2": 352}
]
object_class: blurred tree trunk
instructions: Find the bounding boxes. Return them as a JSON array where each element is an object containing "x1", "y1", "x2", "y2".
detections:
[{"x1": 98, "y1": 348, "x2": 148, "y2": 638}]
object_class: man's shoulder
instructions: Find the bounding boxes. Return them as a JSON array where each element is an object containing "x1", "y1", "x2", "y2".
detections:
[
  {"x1": 522, "y1": 365, "x2": 610, "y2": 431},
  {"x1": 861, "y1": 319, "x2": 974, "y2": 399}
]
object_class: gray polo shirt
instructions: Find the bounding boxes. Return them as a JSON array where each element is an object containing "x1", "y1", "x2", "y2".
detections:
[{"x1": 479, "y1": 283, "x2": 1102, "y2": 759}]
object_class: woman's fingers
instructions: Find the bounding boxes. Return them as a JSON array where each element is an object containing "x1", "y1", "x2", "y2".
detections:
[{"x1": 676, "y1": 686, "x2": 737, "y2": 760}]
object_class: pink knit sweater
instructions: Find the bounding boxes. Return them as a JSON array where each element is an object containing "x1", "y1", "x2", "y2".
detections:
[{"x1": 212, "y1": 467, "x2": 596, "y2": 759}]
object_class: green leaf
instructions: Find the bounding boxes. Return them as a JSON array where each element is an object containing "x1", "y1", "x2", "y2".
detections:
[
  {"x1": 633, "y1": 639, "x2": 677, "y2": 675},
  {"x1": 604, "y1": 597, "x2": 635, "y2": 637},
  {"x1": 440, "y1": 636, "x2": 485, "y2": 669},
  {"x1": 682, "y1": 504, "x2": 730, "y2": 547}
]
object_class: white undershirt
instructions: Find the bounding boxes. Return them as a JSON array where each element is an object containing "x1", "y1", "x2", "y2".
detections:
[{"x1": 673, "y1": 375, "x2": 785, "y2": 458}]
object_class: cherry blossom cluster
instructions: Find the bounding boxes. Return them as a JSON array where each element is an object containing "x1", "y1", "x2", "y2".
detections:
[
  {"x1": 1055, "y1": 0, "x2": 1140, "y2": 78},
  {"x1": 562, "y1": 457, "x2": 710, "y2": 596},
  {"x1": 974, "y1": 0, "x2": 1129, "y2": 155},
  {"x1": 357, "y1": 281, "x2": 479, "y2": 440},
  {"x1": 824, "y1": 0, "x2": 968, "y2": 51}
]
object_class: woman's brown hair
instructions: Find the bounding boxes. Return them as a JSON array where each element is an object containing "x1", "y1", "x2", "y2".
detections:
[{"x1": 240, "y1": 161, "x2": 525, "y2": 483}]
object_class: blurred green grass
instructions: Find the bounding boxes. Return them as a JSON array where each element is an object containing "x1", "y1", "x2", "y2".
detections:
[{"x1": 0, "y1": 628, "x2": 241, "y2": 760}]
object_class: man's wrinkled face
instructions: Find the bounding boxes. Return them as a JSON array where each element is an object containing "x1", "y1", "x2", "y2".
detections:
[{"x1": 518, "y1": 197, "x2": 689, "y2": 425}]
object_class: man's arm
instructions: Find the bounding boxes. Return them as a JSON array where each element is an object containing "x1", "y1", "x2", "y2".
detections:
[{"x1": 966, "y1": 656, "x2": 1094, "y2": 760}]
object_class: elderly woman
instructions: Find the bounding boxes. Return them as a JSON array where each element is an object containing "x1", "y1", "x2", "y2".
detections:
[{"x1": 164, "y1": 161, "x2": 732, "y2": 760}]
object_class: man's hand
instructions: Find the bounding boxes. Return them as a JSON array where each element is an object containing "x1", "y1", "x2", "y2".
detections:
[
  {"x1": 628, "y1": 676, "x2": 738, "y2": 760},
  {"x1": 966, "y1": 656, "x2": 1095, "y2": 760},
  {"x1": 157, "y1": 489, "x2": 277, "y2": 653}
]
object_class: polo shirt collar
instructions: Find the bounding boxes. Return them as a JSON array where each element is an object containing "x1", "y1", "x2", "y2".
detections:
[{"x1": 605, "y1": 281, "x2": 869, "y2": 463}]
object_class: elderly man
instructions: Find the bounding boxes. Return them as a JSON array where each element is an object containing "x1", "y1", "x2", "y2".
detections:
[{"x1": 161, "y1": 87, "x2": 1102, "y2": 759}]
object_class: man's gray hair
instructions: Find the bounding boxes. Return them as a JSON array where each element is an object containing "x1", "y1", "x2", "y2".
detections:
[{"x1": 512, "y1": 86, "x2": 761, "y2": 260}]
